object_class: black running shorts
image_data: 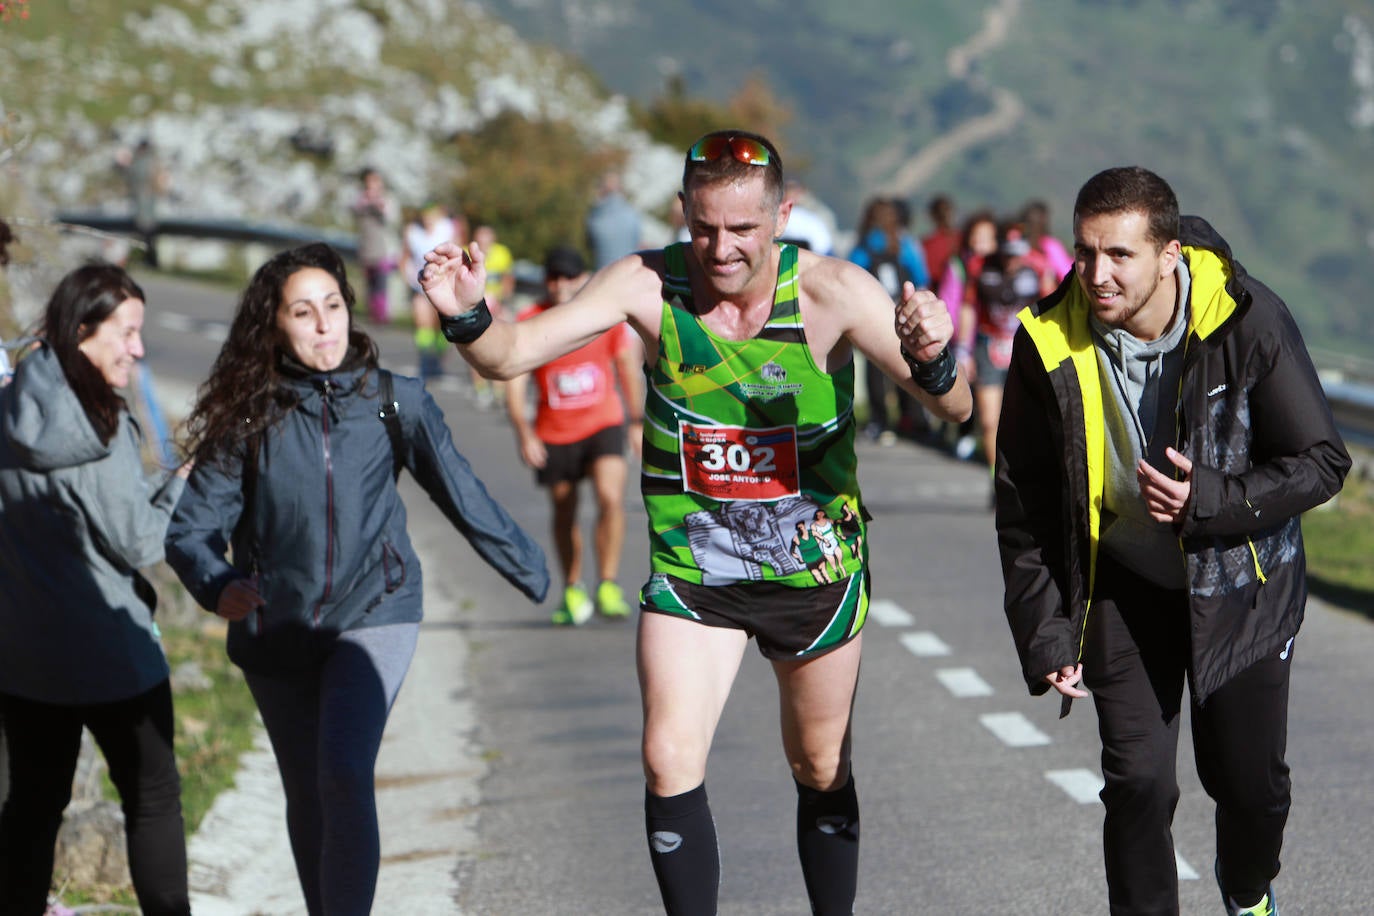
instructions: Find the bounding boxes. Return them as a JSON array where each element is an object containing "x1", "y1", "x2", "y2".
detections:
[
  {"x1": 536, "y1": 423, "x2": 627, "y2": 487},
  {"x1": 638, "y1": 571, "x2": 869, "y2": 660}
]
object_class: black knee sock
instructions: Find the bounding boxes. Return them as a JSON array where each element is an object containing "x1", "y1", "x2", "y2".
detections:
[
  {"x1": 796, "y1": 773, "x2": 860, "y2": 916},
  {"x1": 645, "y1": 783, "x2": 719, "y2": 916}
]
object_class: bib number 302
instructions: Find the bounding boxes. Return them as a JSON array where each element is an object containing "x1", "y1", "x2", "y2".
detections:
[{"x1": 680, "y1": 422, "x2": 800, "y2": 501}]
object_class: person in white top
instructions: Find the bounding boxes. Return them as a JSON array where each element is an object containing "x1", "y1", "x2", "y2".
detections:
[{"x1": 400, "y1": 201, "x2": 463, "y2": 381}]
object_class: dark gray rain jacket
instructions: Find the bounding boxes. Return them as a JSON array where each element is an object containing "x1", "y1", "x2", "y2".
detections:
[
  {"x1": 0, "y1": 345, "x2": 184, "y2": 704},
  {"x1": 166, "y1": 360, "x2": 547, "y2": 672}
]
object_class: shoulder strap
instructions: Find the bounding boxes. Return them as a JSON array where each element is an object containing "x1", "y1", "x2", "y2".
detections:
[
  {"x1": 378, "y1": 369, "x2": 403, "y2": 480},
  {"x1": 235, "y1": 439, "x2": 262, "y2": 575}
]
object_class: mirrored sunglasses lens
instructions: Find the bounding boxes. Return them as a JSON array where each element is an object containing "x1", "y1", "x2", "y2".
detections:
[
  {"x1": 728, "y1": 137, "x2": 769, "y2": 165},
  {"x1": 689, "y1": 136, "x2": 731, "y2": 161}
]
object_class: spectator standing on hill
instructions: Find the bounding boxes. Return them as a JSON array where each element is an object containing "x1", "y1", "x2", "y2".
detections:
[
  {"x1": 960, "y1": 226, "x2": 1052, "y2": 484},
  {"x1": 166, "y1": 243, "x2": 547, "y2": 916},
  {"x1": 506, "y1": 246, "x2": 642, "y2": 625},
  {"x1": 921, "y1": 194, "x2": 961, "y2": 289},
  {"x1": 115, "y1": 139, "x2": 168, "y2": 269},
  {"x1": 351, "y1": 167, "x2": 400, "y2": 324},
  {"x1": 849, "y1": 196, "x2": 932, "y2": 444},
  {"x1": 401, "y1": 201, "x2": 462, "y2": 381},
  {"x1": 941, "y1": 209, "x2": 999, "y2": 460},
  {"x1": 779, "y1": 178, "x2": 835, "y2": 255},
  {"x1": 995, "y1": 166, "x2": 1350, "y2": 916},
  {"x1": 420, "y1": 129, "x2": 970, "y2": 916},
  {"x1": 1020, "y1": 198, "x2": 1074, "y2": 283},
  {"x1": 586, "y1": 170, "x2": 642, "y2": 270},
  {"x1": 0, "y1": 263, "x2": 192, "y2": 916}
]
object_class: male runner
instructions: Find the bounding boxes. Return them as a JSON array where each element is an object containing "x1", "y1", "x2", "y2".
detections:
[
  {"x1": 421, "y1": 129, "x2": 971, "y2": 915},
  {"x1": 506, "y1": 246, "x2": 642, "y2": 624}
]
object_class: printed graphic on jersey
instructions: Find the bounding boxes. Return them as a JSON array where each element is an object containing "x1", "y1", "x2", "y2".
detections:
[
  {"x1": 681, "y1": 495, "x2": 845, "y2": 583},
  {"x1": 737, "y1": 361, "x2": 804, "y2": 401}
]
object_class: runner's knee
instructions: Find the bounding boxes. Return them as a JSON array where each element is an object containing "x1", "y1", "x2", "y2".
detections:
[{"x1": 642, "y1": 732, "x2": 707, "y2": 795}]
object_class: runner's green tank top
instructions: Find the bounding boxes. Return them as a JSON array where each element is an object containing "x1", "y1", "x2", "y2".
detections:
[{"x1": 640, "y1": 242, "x2": 867, "y2": 587}]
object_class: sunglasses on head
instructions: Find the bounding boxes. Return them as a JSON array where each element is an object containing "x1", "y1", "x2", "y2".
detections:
[{"x1": 687, "y1": 135, "x2": 772, "y2": 167}]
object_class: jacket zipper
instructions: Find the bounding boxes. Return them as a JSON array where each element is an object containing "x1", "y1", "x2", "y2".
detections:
[{"x1": 315, "y1": 380, "x2": 336, "y2": 625}]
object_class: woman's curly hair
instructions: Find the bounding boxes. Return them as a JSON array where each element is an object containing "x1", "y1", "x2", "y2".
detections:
[{"x1": 182, "y1": 242, "x2": 379, "y2": 470}]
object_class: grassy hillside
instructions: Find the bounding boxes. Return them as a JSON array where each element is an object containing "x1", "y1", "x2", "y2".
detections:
[
  {"x1": 2, "y1": 0, "x2": 1369, "y2": 358},
  {"x1": 476, "y1": 0, "x2": 1374, "y2": 360}
]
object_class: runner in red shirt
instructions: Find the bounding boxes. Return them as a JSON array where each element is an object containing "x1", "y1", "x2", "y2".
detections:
[{"x1": 506, "y1": 246, "x2": 644, "y2": 624}]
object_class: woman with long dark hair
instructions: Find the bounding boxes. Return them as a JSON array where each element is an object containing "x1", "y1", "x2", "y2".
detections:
[
  {"x1": 0, "y1": 263, "x2": 192, "y2": 916},
  {"x1": 165, "y1": 242, "x2": 547, "y2": 916}
]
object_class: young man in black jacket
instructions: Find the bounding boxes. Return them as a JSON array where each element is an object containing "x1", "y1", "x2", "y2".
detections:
[{"x1": 994, "y1": 166, "x2": 1349, "y2": 916}]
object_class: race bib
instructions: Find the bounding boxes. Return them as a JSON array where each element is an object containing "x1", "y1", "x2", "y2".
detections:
[
  {"x1": 547, "y1": 362, "x2": 606, "y2": 410},
  {"x1": 680, "y1": 422, "x2": 800, "y2": 502}
]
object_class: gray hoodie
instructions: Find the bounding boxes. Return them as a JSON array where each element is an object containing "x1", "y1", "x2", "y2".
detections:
[
  {"x1": 0, "y1": 345, "x2": 184, "y2": 704},
  {"x1": 1091, "y1": 262, "x2": 1191, "y2": 588}
]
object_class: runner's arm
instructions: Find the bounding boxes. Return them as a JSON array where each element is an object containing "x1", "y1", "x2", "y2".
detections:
[
  {"x1": 420, "y1": 242, "x2": 659, "y2": 379},
  {"x1": 504, "y1": 372, "x2": 546, "y2": 470},
  {"x1": 614, "y1": 324, "x2": 646, "y2": 457},
  {"x1": 831, "y1": 261, "x2": 972, "y2": 423}
]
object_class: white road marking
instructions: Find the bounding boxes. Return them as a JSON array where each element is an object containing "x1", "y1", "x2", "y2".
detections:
[
  {"x1": 979, "y1": 712, "x2": 1051, "y2": 747},
  {"x1": 1041, "y1": 771, "x2": 1199, "y2": 880},
  {"x1": 1045, "y1": 768, "x2": 1103, "y2": 804},
  {"x1": 157, "y1": 312, "x2": 228, "y2": 342},
  {"x1": 900, "y1": 631, "x2": 951, "y2": 657},
  {"x1": 157, "y1": 312, "x2": 197, "y2": 332},
  {"x1": 935, "y1": 667, "x2": 993, "y2": 697},
  {"x1": 868, "y1": 599, "x2": 914, "y2": 627}
]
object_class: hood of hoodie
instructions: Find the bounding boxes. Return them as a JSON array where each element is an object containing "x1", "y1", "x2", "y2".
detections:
[{"x1": 2, "y1": 345, "x2": 110, "y2": 472}]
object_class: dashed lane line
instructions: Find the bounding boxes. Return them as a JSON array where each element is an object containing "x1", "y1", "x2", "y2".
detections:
[
  {"x1": 899, "y1": 631, "x2": 952, "y2": 657},
  {"x1": 883, "y1": 589, "x2": 1205, "y2": 883},
  {"x1": 934, "y1": 667, "x2": 994, "y2": 698},
  {"x1": 979, "y1": 712, "x2": 1051, "y2": 747},
  {"x1": 1044, "y1": 768, "x2": 1199, "y2": 881},
  {"x1": 868, "y1": 599, "x2": 915, "y2": 627},
  {"x1": 158, "y1": 311, "x2": 229, "y2": 341},
  {"x1": 1045, "y1": 768, "x2": 1103, "y2": 804}
]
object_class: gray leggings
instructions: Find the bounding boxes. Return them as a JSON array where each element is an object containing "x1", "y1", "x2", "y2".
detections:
[{"x1": 243, "y1": 622, "x2": 418, "y2": 916}]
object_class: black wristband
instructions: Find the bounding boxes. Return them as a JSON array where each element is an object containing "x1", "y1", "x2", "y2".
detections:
[
  {"x1": 439, "y1": 299, "x2": 493, "y2": 344},
  {"x1": 902, "y1": 345, "x2": 958, "y2": 396}
]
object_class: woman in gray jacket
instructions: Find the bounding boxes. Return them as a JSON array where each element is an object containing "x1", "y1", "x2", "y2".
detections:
[
  {"x1": 166, "y1": 243, "x2": 547, "y2": 916},
  {"x1": 0, "y1": 264, "x2": 191, "y2": 915}
]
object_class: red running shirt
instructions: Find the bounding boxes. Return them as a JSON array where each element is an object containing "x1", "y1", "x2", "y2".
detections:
[{"x1": 518, "y1": 301, "x2": 631, "y2": 445}]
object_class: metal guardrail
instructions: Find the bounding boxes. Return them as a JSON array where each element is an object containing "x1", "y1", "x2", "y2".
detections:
[
  {"x1": 55, "y1": 211, "x2": 550, "y2": 297},
  {"x1": 1322, "y1": 378, "x2": 1374, "y2": 450},
  {"x1": 56, "y1": 211, "x2": 359, "y2": 260}
]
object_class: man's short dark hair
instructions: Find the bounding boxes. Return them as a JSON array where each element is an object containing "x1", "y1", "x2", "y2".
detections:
[
  {"x1": 682, "y1": 129, "x2": 785, "y2": 209},
  {"x1": 1073, "y1": 166, "x2": 1179, "y2": 251}
]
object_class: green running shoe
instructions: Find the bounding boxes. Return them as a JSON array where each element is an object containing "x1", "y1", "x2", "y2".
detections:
[
  {"x1": 552, "y1": 584, "x2": 593, "y2": 626},
  {"x1": 596, "y1": 580, "x2": 631, "y2": 618},
  {"x1": 1216, "y1": 860, "x2": 1277, "y2": 916}
]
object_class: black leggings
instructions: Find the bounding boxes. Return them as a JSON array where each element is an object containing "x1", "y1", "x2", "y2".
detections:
[{"x1": 0, "y1": 681, "x2": 189, "y2": 916}]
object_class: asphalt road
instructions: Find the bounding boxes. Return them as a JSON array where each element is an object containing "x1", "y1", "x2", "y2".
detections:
[{"x1": 137, "y1": 272, "x2": 1374, "y2": 915}]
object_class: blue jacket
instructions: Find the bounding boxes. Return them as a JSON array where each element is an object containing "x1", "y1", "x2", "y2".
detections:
[
  {"x1": 166, "y1": 361, "x2": 548, "y2": 672},
  {"x1": 848, "y1": 229, "x2": 931, "y2": 291},
  {"x1": 0, "y1": 345, "x2": 184, "y2": 704}
]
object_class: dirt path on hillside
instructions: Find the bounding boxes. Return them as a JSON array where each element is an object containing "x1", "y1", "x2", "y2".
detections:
[{"x1": 880, "y1": 0, "x2": 1026, "y2": 196}]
